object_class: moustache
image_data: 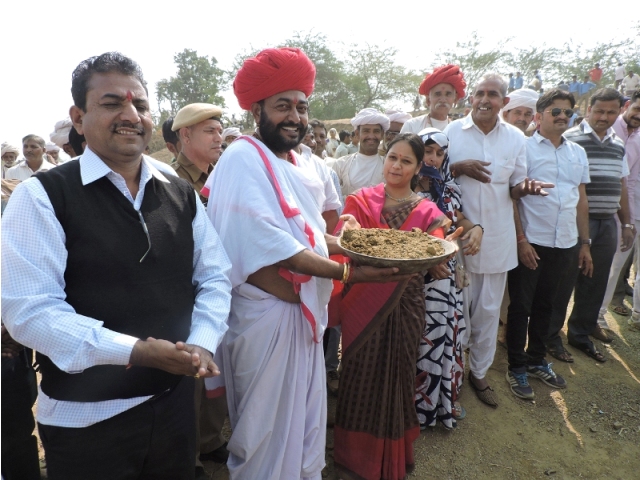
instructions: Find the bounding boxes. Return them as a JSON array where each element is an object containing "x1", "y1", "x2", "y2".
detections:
[{"x1": 111, "y1": 122, "x2": 145, "y2": 135}]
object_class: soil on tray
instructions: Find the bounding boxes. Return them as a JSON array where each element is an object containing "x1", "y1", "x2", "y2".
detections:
[{"x1": 341, "y1": 228, "x2": 444, "y2": 259}]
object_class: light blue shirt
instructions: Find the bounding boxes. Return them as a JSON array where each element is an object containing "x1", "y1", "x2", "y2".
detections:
[
  {"x1": 1, "y1": 147, "x2": 232, "y2": 427},
  {"x1": 568, "y1": 81, "x2": 580, "y2": 93},
  {"x1": 514, "y1": 76, "x2": 524, "y2": 89},
  {"x1": 519, "y1": 132, "x2": 590, "y2": 249},
  {"x1": 577, "y1": 81, "x2": 596, "y2": 96}
]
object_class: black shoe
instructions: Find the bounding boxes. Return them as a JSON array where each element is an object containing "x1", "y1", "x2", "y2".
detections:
[
  {"x1": 199, "y1": 442, "x2": 229, "y2": 463},
  {"x1": 195, "y1": 466, "x2": 208, "y2": 480}
]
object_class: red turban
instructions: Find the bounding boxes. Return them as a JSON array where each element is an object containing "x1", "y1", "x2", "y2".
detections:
[
  {"x1": 418, "y1": 64, "x2": 466, "y2": 99},
  {"x1": 233, "y1": 47, "x2": 316, "y2": 110}
]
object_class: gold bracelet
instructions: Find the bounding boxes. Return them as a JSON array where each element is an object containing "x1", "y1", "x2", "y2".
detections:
[{"x1": 340, "y1": 262, "x2": 350, "y2": 284}]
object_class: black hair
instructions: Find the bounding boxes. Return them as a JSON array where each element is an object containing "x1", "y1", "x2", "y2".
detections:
[
  {"x1": 589, "y1": 88, "x2": 624, "y2": 107},
  {"x1": 536, "y1": 88, "x2": 576, "y2": 112},
  {"x1": 630, "y1": 89, "x2": 640, "y2": 103},
  {"x1": 71, "y1": 52, "x2": 147, "y2": 111},
  {"x1": 162, "y1": 117, "x2": 179, "y2": 146},
  {"x1": 339, "y1": 130, "x2": 350, "y2": 142},
  {"x1": 309, "y1": 119, "x2": 326, "y2": 133},
  {"x1": 385, "y1": 133, "x2": 424, "y2": 166}
]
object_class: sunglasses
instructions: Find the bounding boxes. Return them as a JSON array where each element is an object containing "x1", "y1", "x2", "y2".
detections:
[
  {"x1": 420, "y1": 131, "x2": 449, "y2": 149},
  {"x1": 545, "y1": 108, "x2": 574, "y2": 117}
]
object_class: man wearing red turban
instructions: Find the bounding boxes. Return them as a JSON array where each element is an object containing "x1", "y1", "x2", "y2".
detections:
[
  {"x1": 401, "y1": 64, "x2": 467, "y2": 134},
  {"x1": 204, "y1": 47, "x2": 407, "y2": 479}
]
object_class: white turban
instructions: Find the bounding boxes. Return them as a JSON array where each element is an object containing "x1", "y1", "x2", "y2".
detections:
[
  {"x1": 1, "y1": 142, "x2": 20, "y2": 156},
  {"x1": 45, "y1": 141, "x2": 60, "y2": 152},
  {"x1": 385, "y1": 110, "x2": 412, "y2": 124},
  {"x1": 505, "y1": 88, "x2": 538, "y2": 113},
  {"x1": 351, "y1": 108, "x2": 390, "y2": 132},
  {"x1": 50, "y1": 118, "x2": 73, "y2": 148},
  {"x1": 221, "y1": 127, "x2": 241, "y2": 140}
]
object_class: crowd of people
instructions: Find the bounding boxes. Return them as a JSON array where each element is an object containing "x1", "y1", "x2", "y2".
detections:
[{"x1": 1, "y1": 47, "x2": 639, "y2": 480}]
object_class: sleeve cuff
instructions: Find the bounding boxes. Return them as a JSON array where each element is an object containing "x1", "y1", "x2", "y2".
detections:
[
  {"x1": 95, "y1": 330, "x2": 139, "y2": 366},
  {"x1": 186, "y1": 326, "x2": 223, "y2": 356}
]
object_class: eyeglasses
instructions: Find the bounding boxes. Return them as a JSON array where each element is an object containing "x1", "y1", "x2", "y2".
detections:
[
  {"x1": 385, "y1": 130, "x2": 401, "y2": 136},
  {"x1": 137, "y1": 210, "x2": 151, "y2": 263},
  {"x1": 545, "y1": 108, "x2": 574, "y2": 118},
  {"x1": 419, "y1": 130, "x2": 449, "y2": 149}
]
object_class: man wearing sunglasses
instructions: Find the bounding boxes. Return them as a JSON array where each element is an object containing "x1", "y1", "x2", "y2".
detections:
[
  {"x1": 1, "y1": 52, "x2": 233, "y2": 479},
  {"x1": 506, "y1": 89, "x2": 590, "y2": 399},
  {"x1": 548, "y1": 88, "x2": 634, "y2": 363}
]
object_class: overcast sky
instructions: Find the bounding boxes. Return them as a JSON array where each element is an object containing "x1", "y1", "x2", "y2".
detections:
[{"x1": 2, "y1": 1, "x2": 638, "y2": 156}]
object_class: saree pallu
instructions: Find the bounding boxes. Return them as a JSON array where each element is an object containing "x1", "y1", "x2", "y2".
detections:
[{"x1": 333, "y1": 184, "x2": 446, "y2": 480}]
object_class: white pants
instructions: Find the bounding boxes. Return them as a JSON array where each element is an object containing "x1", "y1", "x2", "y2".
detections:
[
  {"x1": 634, "y1": 234, "x2": 640, "y2": 320},
  {"x1": 464, "y1": 271, "x2": 507, "y2": 379},
  {"x1": 598, "y1": 219, "x2": 639, "y2": 327},
  {"x1": 221, "y1": 284, "x2": 326, "y2": 480}
]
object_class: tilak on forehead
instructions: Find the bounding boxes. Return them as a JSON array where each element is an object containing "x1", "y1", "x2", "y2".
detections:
[{"x1": 126, "y1": 91, "x2": 133, "y2": 101}]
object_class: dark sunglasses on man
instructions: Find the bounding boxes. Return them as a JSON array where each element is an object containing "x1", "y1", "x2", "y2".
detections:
[{"x1": 544, "y1": 108, "x2": 574, "y2": 117}]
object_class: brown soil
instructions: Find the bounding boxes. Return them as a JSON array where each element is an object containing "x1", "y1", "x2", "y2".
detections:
[
  {"x1": 341, "y1": 228, "x2": 444, "y2": 259},
  {"x1": 34, "y1": 297, "x2": 640, "y2": 480}
]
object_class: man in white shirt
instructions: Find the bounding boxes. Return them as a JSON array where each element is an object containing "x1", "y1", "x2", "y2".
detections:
[
  {"x1": 1, "y1": 142, "x2": 20, "y2": 178},
  {"x1": 444, "y1": 73, "x2": 553, "y2": 408},
  {"x1": 381, "y1": 110, "x2": 412, "y2": 155},
  {"x1": 2, "y1": 52, "x2": 233, "y2": 480},
  {"x1": 5, "y1": 135, "x2": 55, "y2": 181},
  {"x1": 622, "y1": 70, "x2": 640, "y2": 96},
  {"x1": 333, "y1": 130, "x2": 351, "y2": 159},
  {"x1": 501, "y1": 88, "x2": 538, "y2": 134},
  {"x1": 330, "y1": 108, "x2": 390, "y2": 200},
  {"x1": 506, "y1": 89, "x2": 590, "y2": 400},
  {"x1": 401, "y1": 64, "x2": 466, "y2": 134}
]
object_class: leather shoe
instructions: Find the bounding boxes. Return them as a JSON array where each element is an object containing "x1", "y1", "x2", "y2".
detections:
[
  {"x1": 199, "y1": 442, "x2": 229, "y2": 463},
  {"x1": 591, "y1": 325, "x2": 613, "y2": 343}
]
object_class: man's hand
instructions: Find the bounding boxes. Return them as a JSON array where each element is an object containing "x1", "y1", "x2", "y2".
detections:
[
  {"x1": 512, "y1": 178, "x2": 555, "y2": 198},
  {"x1": 460, "y1": 226, "x2": 482, "y2": 256},
  {"x1": 338, "y1": 214, "x2": 361, "y2": 232},
  {"x1": 620, "y1": 227, "x2": 636, "y2": 252},
  {"x1": 1, "y1": 325, "x2": 24, "y2": 358},
  {"x1": 129, "y1": 338, "x2": 219, "y2": 377},
  {"x1": 452, "y1": 160, "x2": 492, "y2": 183},
  {"x1": 579, "y1": 245, "x2": 593, "y2": 277},
  {"x1": 517, "y1": 241, "x2": 539, "y2": 269}
]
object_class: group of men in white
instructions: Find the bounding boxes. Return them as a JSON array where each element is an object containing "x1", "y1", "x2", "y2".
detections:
[{"x1": 1, "y1": 46, "x2": 639, "y2": 480}]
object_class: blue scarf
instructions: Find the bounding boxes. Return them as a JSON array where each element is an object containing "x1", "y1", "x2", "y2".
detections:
[{"x1": 418, "y1": 163, "x2": 446, "y2": 214}]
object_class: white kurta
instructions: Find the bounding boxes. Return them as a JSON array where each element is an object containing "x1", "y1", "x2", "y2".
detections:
[
  {"x1": 330, "y1": 152, "x2": 384, "y2": 197},
  {"x1": 444, "y1": 116, "x2": 527, "y2": 274},
  {"x1": 400, "y1": 114, "x2": 449, "y2": 134},
  {"x1": 204, "y1": 137, "x2": 330, "y2": 480}
]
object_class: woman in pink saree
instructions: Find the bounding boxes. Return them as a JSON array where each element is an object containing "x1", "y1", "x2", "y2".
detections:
[{"x1": 333, "y1": 134, "x2": 453, "y2": 480}]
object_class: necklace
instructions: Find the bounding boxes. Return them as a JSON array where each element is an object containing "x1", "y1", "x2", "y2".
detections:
[{"x1": 384, "y1": 186, "x2": 415, "y2": 203}]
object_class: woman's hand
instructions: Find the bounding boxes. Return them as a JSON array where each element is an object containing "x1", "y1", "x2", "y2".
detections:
[
  {"x1": 427, "y1": 262, "x2": 451, "y2": 279},
  {"x1": 461, "y1": 225, "x2": 483, "y2": 256},
  {"x1": 349, "y1": 265, "x2": 414, "y2": 284}
]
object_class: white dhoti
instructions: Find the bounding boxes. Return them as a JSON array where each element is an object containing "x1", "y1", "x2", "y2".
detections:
[
  {"x1": 464, "y1": 272, "x2": 507, "y2": 379},
  {"x1": 221, "y1": 284, "x2": 326, "y2": 480}
]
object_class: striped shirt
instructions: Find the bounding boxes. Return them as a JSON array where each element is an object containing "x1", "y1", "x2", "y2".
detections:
[{"x1": 564, "y1": 121, "x2": 628, "y2": 217}]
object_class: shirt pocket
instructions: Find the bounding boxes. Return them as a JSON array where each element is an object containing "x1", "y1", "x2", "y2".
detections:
[
  {"x1": 492, "y1": 162, "x2": 513, "y2": 184},
  {"x1": 559, "y1": 161, "x2": 584, "y2": 187}
]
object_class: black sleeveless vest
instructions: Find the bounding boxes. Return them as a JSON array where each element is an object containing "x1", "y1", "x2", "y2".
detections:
[{"x1": 35, "y1": 160, "x2": 196, "y2": 401}]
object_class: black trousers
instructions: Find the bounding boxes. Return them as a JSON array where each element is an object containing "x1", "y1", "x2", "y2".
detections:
[
  {"x1": 507, "y1": 244, "x2": 578, "y2": 369},
  {"x1": 39, "y1": 376, "x2": 195, "y2": 480},
  {"x1": 567, "y1": 217, "x2": 618, "y2": 348},
  {"x1": 1, "y1": 350, "x2": 41, "y2": 480}
]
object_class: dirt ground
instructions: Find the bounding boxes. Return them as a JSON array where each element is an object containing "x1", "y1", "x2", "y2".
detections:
[{"x1": 33, "y1": 295, "x2": 640, "y2": 479}]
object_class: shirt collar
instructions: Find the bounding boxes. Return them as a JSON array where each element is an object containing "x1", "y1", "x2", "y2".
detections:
[
  {"x1": 177, "y1": 152, "x2": 209, "y2": 183},
  {"x1": 580, "y1": 119, "x2": 616, "y2": 143},
  {"x1": 462, "y1": 113, "x2": 503, "y2": 133},
  {"x1": 533, "y1": 131, "x2": 566, "y2": 145},
  {"x1": 79, "y1": 147, "x2": 170, "y2": 186}
]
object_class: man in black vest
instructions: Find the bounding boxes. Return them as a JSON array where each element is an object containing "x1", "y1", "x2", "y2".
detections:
[{"x1": 1, "y1": 52, "x2": 232, "y2": 480}]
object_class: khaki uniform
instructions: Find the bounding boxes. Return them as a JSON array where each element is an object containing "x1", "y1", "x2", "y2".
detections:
[{"x1": 171, "y1": 152, "x2": 213, "y2": 204}]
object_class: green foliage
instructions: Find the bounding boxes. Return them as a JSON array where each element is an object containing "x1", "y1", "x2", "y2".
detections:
[{"x1": 156, "y1": 49, "x2": 227, "y2": 124}]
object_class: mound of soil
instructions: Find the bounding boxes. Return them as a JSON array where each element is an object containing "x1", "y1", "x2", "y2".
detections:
[{"x1": 341, "y1": 228, "x2": 444, "y2": 259}]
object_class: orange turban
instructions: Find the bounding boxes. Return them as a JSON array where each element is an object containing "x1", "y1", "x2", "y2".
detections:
[
  {"x1": 418, "y1": 64, "x2": 466, "y2": 99},
  {"x1": 233, "y1": 47, "x2": 316, "y2": 110}
]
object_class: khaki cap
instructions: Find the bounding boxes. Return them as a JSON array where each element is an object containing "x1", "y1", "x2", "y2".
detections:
[{"x1": 172, "y1": 103, "x2": 223, "y2": 131}]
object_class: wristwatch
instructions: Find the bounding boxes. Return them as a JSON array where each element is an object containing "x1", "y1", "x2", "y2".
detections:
[
  {"x1": 622, "y1": 224, "x2": 635, "y2": 230},
  {"x1": 580, "y1": 238, "x2": 592, "y2": 245}
]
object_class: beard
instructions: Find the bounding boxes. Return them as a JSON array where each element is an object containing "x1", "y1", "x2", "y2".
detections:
[{"x1": 258, "y1": 110, "x2": 305, "y2": 154}]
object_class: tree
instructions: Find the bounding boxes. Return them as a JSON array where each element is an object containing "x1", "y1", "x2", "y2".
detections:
[
  {"x1": 156, "y1": 49, "x2": 227, "y2": 123},
  {"x1": 434, "y1": 32, "x2": 512, "y2": 94},
  {"x1": 345, "y1": 43, "x2": 422, "y2": 113}
]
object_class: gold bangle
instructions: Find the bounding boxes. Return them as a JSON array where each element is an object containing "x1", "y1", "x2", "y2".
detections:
[{"x1": 340, "y1": 262, "x2": 350, "y2": 284}]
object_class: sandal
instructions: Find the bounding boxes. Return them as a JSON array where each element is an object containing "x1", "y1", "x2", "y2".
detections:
[
  {"x1": 609, "y1": 304, "x2": 631, "y2": 316},
  {"x1": 469, "y1": 373, "x2": 498, "y2": 408},
  {"x1": 547, "y1": 347, "x2": 574, "y2": 363},
  {"x1": 591, "y1": 325, "x2": 614, "y2": 343},
  {"x1": 453, "y1": 402, "x2": 466, "y2": 420},
  {"x1": 569, "y1": 342, "x2": 607, "y2": 363}
]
